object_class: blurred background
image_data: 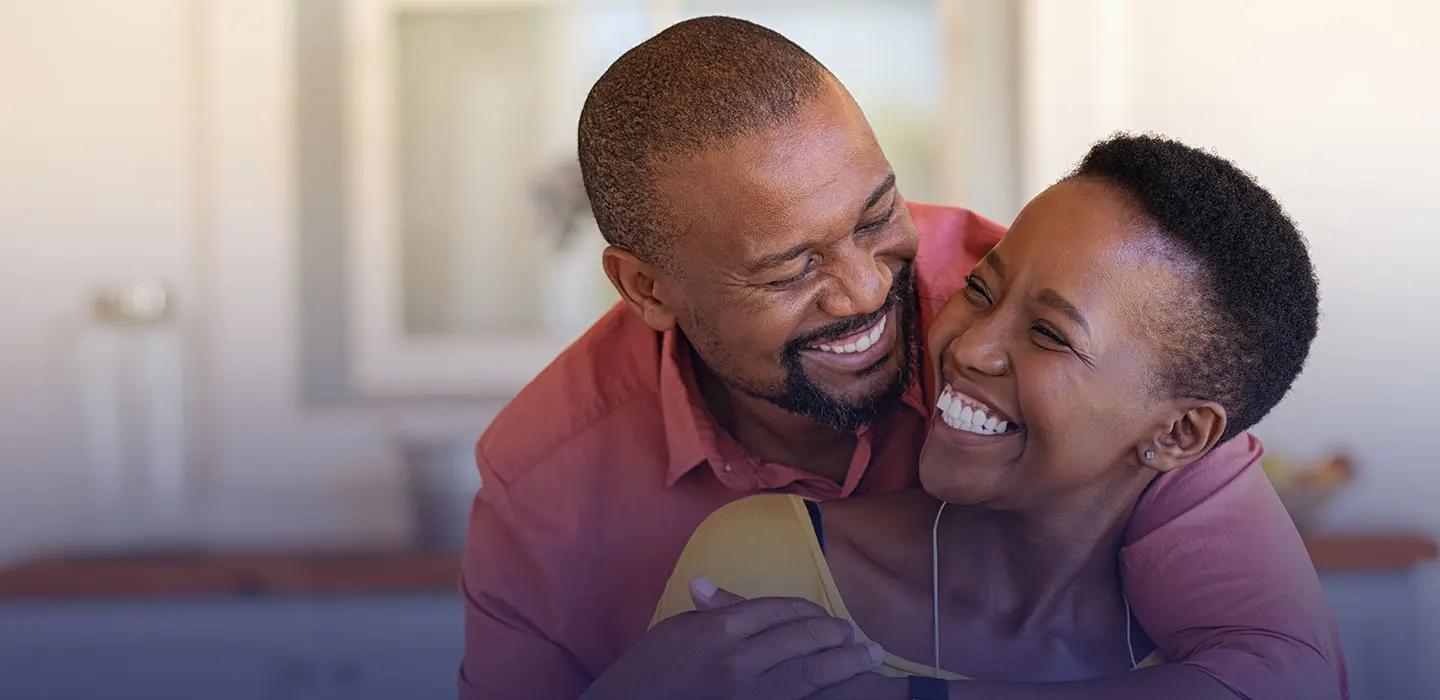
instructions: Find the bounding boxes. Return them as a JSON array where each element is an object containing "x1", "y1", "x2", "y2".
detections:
[{"x1": 1, "y1": 0, "x2": 1437, "y2": 698}]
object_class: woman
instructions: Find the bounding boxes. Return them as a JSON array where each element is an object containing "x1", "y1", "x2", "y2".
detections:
[{"x1": 650, "y1": 133, "x2": 1329, "y2": 696}]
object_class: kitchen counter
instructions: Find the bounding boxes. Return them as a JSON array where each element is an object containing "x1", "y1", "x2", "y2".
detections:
[
  {"x1": 0, "y1": 550, "x2": 460, "y2": 598},
  {"x1": 1304, "y1": 532, "x2": 1438, "y2": 573},
  {"x1": 0, "y1": 532, "x2": 1433, "y2": 599}
]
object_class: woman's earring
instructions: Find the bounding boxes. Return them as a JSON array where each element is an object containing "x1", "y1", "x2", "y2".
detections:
[{"x1": 1144, "y1": 449, "x2": 1156, "y2": 461}]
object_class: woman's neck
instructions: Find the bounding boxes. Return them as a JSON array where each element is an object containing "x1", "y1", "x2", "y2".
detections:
[{"x1": 935, "y1": 480, "x2": 1149, "y2": 629}]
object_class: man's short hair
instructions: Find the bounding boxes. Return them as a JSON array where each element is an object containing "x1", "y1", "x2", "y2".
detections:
[{"x1": 577, "y1": 16, "x2": 833, "y2": 267}]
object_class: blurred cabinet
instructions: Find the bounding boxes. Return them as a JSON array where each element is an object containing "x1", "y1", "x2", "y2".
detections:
[
  {"x1": 0, "y1": 1, "x2": 202, "y2": 558},
  {"x1": 0, "y1": 594, "x2": 461, "y2": 700},
  {"x1": 0, "y1": 0, "x2": 437, "y2": 558}
]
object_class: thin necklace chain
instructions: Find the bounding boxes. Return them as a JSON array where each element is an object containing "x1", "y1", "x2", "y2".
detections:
[{"x1": 928, "y1": 501, "x2": 1139, "y2": 677}]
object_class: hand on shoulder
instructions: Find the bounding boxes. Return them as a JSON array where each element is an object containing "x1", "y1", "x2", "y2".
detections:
[{"x1": 581, "y1": 578, "x2": 890, "y2": 700}]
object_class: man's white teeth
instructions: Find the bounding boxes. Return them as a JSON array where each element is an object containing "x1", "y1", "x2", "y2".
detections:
[
  {"x1": 815, "y1": 315, "x2": 886, "y2": 354},
  {"x1": 935, "y1": 385, "x2": 1013, "y2": 436}
]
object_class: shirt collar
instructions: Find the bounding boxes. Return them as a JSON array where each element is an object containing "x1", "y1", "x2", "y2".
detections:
[
  {"x1": 659, "y1": 330, "x2": 718, "y2": 487},
  {"x1": 902, "y1": 300, "x2": 945, "y2": 420},
  {"x1": 901, "y1": 365, "x2": 930, "y2": 417}
]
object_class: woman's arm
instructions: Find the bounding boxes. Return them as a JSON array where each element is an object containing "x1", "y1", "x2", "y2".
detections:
[
  {"x1": 1117, "y1": 434, "x2": 1347, "y2": 700},
  {"x1": 810, "y1": 665, "x2": 1235, "y2": 700},
  {"x1": 942, "y1": 664, "x2": 1236, "y2": 699}
]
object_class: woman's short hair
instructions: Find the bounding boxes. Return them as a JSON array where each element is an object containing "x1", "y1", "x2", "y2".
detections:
[{"x1": 1069, "y1": 133, "x2": 1320, "y2": 442}]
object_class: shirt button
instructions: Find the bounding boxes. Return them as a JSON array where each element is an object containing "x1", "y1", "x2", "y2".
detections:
[{"x1": 723, "y1": 463, "x2": 733, "y2": 473}]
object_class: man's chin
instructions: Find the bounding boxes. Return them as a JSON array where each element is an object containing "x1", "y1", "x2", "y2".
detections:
[
  {"x1": 786, "y1": 349, "x2": 913, "y2": 430},
  {"x1": 808, "y1": 367, "x2": 903, "y2": 407},
  {"x1": 786, "y1": 379, "x2": 909, "y2": 433}
]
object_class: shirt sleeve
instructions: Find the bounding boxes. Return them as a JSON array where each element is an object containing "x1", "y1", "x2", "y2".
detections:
[
  {"x1": 459, "y1": 447, "x2": 593, "y2": 700},
  {"x1": 1120, "y1": 433, "x2": 1349, "y2": 700}
]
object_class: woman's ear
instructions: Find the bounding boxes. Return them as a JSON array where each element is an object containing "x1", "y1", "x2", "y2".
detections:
[
  {"x1": 1139, "y1": 401, "x2": 1227, "y2": 473},
  {"x1": 603, "y1": 245, "x2": 679, "y2": 333}
]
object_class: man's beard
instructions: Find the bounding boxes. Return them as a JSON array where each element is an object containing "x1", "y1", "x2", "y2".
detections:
[{"x1": 739, "y1": 262, "x2": 920, "y2": 434}]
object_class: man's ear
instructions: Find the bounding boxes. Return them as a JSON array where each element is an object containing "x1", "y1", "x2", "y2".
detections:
[
  {"x1": 603, "y1": 245, "x2": 679, "y2": 333},
  {"x1": 1139, "y1": 401, "x2": 1227, "y2": 474}
]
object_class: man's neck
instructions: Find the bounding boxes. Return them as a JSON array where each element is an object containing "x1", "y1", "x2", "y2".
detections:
[{"x1": 694, "y1": 362, "x2": 857, "y2": 484}]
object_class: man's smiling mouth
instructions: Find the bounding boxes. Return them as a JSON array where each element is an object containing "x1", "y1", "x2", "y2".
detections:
[
  {"x1": 810, "y1": 315, "x2": 886, "y2": 354},
  {"x1": 797, "y1": 309, "x2": 899, "y2": 375}
]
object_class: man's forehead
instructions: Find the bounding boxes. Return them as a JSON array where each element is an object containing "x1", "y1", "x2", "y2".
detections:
[{"x1": 656, "y1": 95, "x2": 892, "y2": 262}]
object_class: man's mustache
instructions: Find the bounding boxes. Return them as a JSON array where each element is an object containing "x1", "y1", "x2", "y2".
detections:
[{"x1": 785, "y1": 264, "x2": 914, "y2": 352}]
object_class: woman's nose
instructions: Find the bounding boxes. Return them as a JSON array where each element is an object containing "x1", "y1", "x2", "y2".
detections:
[
  {"x1": 948, "y1": 316, "x2": 1010, "y2": 377},
  {"x1": 819, "y1": 254, "x2": 891, "y2": 319}
]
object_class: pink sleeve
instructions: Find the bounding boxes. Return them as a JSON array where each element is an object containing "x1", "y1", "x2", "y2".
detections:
[
  {"x1": 1121, "y1": 433, "x2": 1350, "y2": 700},
  {"x1": 459, "y1": 451, "x2": 593, "y2": 700}
]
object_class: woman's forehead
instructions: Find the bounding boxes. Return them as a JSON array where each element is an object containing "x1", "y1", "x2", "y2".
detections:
[{"x1": 994, "y1": 183, "x2": 1191, "y2": 321}]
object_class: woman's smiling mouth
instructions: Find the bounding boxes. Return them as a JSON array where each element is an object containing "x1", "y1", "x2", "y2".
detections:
[{"x1": 936, "y1": 383, "x2": 1022, "y2": 436}]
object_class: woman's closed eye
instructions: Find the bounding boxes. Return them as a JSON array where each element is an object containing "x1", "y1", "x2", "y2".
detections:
[
  {"x1": 1032, "y1": 320, "x2": 1095, "y2": 367},
  {"x1": 962, "y1": 274, "x2": 992, "y2": 305},
  {"x1": 1030, "y1": 322, "x2": 1071, "y2": 348}
]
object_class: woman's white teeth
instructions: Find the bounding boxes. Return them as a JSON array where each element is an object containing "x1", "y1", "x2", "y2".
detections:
[
  {"x1": 815, "y1": 315, "x2": 886, "y2": 354},
  {"x1": 935, "y1": 385, "x2": 1014, "y2": 436}
]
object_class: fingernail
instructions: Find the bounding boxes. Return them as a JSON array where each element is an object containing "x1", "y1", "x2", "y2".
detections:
[
  {"x1": 692, "y1": 577, "x2": 717, "y2": 600},
  {"x1": 850, "y1": 620, "x2": 866, "y2": 640},
  {"x1": 865, "y1": 642, "x2": 885, "y2": 664}
]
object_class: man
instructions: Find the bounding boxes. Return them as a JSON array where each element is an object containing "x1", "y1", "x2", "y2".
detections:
[{"x1": 460, "y1": 16, "x2": 1345, "y2": 700}]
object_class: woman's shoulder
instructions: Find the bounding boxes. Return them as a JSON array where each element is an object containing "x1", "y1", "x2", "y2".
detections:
[
  {"x1": 650, "y1": 493, "x2": 832, "y2": 628},
  {"x1": 704, "y1": 492, "x2": 809, "y2": 523},
  {"x1": 680, "y1": 493, "x2": 819, "y2": 571}
]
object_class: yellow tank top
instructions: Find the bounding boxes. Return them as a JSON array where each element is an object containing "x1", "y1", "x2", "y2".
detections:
[{"x1": 650, "y1": 493, "x2": 1163, "y2": 680}]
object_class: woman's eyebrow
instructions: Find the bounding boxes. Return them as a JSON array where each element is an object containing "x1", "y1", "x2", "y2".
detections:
[{"x1": 1038, "y1": 288, "x2": 1090, "y2": 334}]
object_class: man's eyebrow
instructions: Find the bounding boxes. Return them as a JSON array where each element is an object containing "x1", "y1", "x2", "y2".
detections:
[
  {"x1": 1038, "y1": 288, "x2": 1090, "y2": 334},
  {"x1": 863, "y1": 173, "x2": 898, "y2": 212}
]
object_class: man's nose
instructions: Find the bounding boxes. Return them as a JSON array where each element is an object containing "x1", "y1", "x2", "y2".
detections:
[{"x1": 819, "y1": 253, "x2": 890, "y2": 319}]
